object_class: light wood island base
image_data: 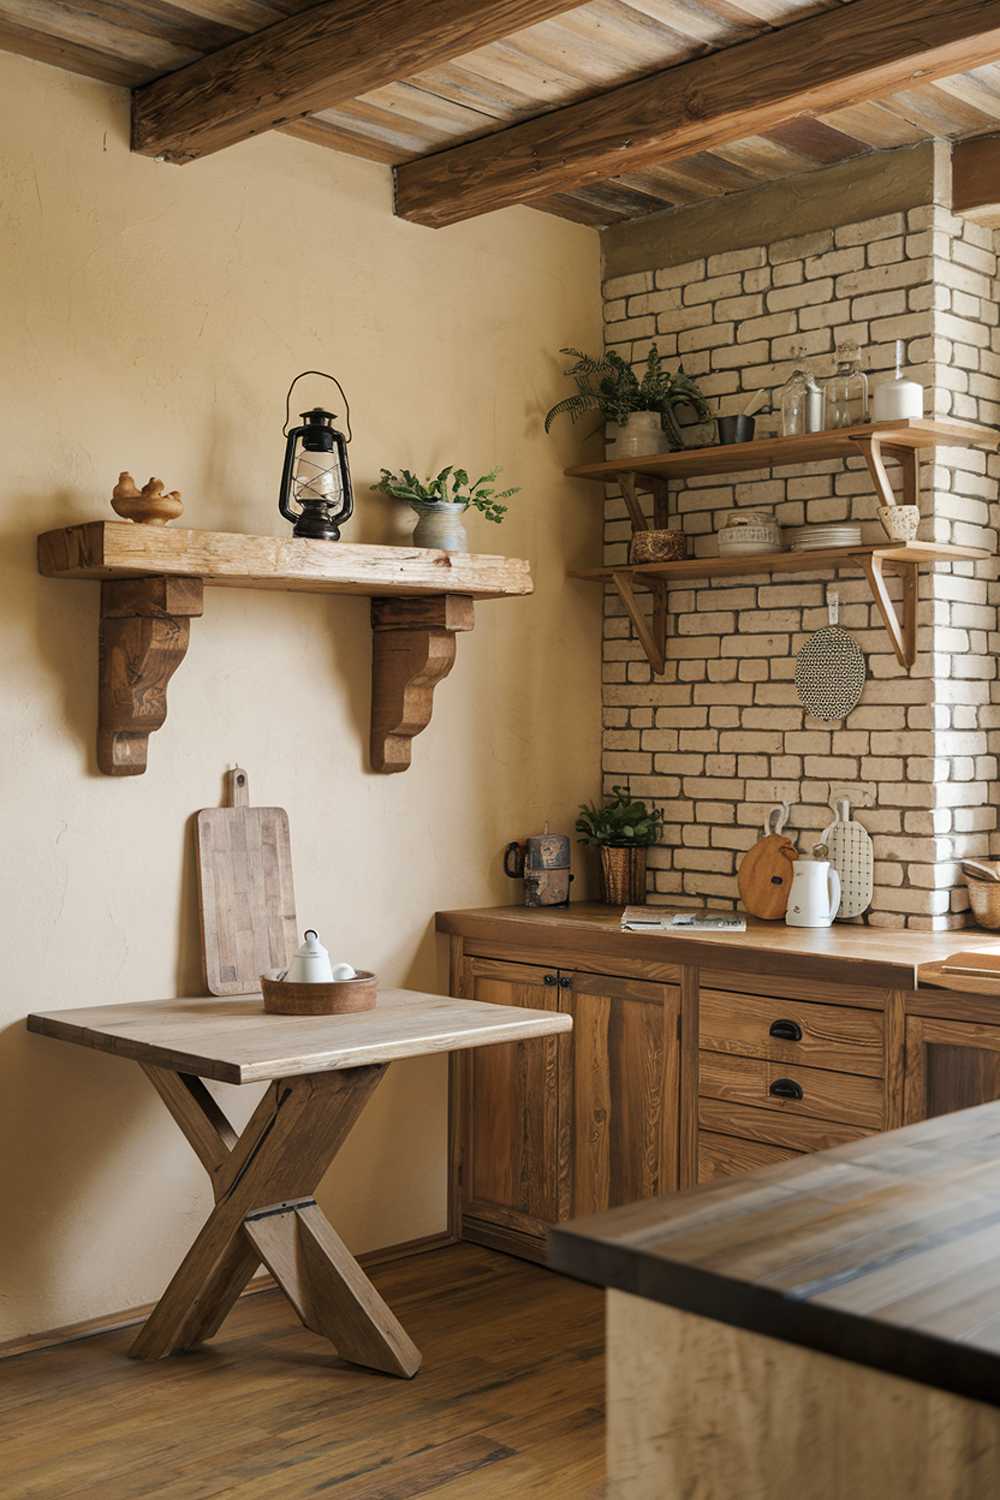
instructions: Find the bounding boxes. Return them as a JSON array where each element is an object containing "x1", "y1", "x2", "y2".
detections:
[{"x1": 607, "y1": 1293, "x2": 1000, "y2": 1500}]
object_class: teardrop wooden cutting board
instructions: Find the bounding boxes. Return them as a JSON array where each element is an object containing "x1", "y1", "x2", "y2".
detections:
[
  {"x1": 196, "y1": 767, "x2": 298, "y2": 996},
  {"x1": 738, "y1": 833, "x2": 799, "y2": 920}
]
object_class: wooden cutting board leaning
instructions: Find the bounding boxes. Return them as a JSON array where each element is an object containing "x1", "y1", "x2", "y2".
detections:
[
  {"x1": 737, "y1": 803, "x2": 799, "y2": 920},
  {"x1": 196, "y1": 766, "x2": 298, "y2": 995},
  {"x1": 822, "y1": 798, "x2": 874, "y2": 921}
]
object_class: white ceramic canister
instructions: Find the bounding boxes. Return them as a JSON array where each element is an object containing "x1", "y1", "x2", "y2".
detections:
[{"x1": 286, "y1": 930, "x2": 335, "y2": 983}]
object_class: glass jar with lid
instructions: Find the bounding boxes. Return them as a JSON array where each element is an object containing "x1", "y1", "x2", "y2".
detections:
[
  {"x1": 780, "y1": 352, "x2": 824, "y2": 436},
  {"x1": 827, "y1": 340, "x2": 870, "y2": 428}
]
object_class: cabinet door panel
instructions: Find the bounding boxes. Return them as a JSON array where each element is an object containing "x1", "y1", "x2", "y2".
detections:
[
  {"x1": 464, "y1": 965, "x2": 567, "y2": 1232},
  {"x1": 570, "y1": 974, "x2": 679, "y2": 1218},
  {"x1": 905, "y1": 1017, "x2": 1000, "y2": 1124}
]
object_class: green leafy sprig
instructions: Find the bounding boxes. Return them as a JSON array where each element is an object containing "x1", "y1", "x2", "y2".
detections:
[
  {"x1": 374, "y1": 465, "x2": 519, "y2": 524},
  {"x1": 576, "y1": 786, "x2": 665, "y2": 848}
]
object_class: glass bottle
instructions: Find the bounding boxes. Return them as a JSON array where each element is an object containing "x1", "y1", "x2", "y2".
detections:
[
  {"x1": 781, "y1": 352, "x2": 824, "y2": 436},
  {"x1": 827, "y1": 340, "x2": 870, "y2": 428}
]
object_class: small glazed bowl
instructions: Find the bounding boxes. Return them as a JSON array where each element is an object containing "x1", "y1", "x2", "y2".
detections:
[
  {"x1": 878, "y1": 503, "x2": 920, "y2": 542},
  {"x1": 629, "y1": 528, "x2": 689, "y2": 564}
]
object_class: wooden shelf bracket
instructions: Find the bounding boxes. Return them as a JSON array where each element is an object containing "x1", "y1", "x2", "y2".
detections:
[
  {"x1": 850, "y1": 433, "x2": 919, "y2": 510},
  {"x1": 370, "y1": 596, "x2": 475, "y2": 774},
  {"x1": 865, "y1": 553, "x2": 919, "y2": 669},
  {"x1": 99, "y1": 576, "x2": 203, "y2": 776}
]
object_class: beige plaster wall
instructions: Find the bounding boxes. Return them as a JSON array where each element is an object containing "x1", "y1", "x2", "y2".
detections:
[{"x1": 0, "y1": 51, "x2": 602, "y2": 1342}]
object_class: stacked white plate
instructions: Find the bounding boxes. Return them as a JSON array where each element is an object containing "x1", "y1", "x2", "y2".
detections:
[{"x1": 786, "y1": 523, "x2": 862, "y2": 552}]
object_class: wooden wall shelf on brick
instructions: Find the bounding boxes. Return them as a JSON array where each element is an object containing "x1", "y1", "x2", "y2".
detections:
[
  {"x1": 565, "y1": 418, "x2": 997, "y2": 675},
  {"x1": 38, "y1": 522, "x2": 532, "y2": 777},
  {"x1": 571, "y1": 542, "x2": 990, "y2": 673}
]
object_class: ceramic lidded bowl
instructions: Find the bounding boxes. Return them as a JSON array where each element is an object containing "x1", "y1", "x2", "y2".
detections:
[{"x1": 716, "y1": 509, "x2": 782, "y2": 556}]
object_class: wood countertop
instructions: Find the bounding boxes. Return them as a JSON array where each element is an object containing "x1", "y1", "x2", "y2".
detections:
[
  {"x1": 436, "y1": 903, "x2": 1000, "y2": 991},
  {"x1": 549, "y1": 1101, "x2": 1000, "y2": 1410}
]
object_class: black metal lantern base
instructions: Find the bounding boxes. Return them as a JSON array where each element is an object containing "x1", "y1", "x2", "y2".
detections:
[{"x1": 291, "y1": 502, "x2": 344, "y2": 541}]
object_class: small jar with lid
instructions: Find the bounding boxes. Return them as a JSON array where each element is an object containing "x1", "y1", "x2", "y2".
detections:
[
  {"x1": 780, "y1": 354, "x2": 824, "y2": 436},
  {"x1": 827, "y1": 340, "x2": 870, "y2": 428}
]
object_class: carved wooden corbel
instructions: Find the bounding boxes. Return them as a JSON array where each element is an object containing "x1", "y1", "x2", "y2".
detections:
[
  {"x1": 98, "y1": 576, "x2": 203, "y2": 775},
  {"x1": 370, "y1": 595, "x2": 475, "y2": 773}
]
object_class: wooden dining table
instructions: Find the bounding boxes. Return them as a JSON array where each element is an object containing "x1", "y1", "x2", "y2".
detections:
[{"x1": 27, "y1": 988, "x2": 571, "y2": 1379}]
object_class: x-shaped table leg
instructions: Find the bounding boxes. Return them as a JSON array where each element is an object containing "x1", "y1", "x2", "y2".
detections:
[{"x1": 131, "y1": 1064, "x2": 421, "y2": 1378}]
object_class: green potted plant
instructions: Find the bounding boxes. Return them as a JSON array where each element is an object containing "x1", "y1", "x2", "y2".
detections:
[
  {"x1": 545, "y1": 345, "x2": 711, "y2": 458},
  {"x1": 374, "y1": 465, "x2": 519, "y2": 553},
  {"x1": 576, "y1": 786, "x2": 664, "y2": 904}
]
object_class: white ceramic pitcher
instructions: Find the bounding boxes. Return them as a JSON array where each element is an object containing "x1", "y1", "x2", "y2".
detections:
[{"x1": 785, "y1": 856, "x2": 841, "y2": 929}]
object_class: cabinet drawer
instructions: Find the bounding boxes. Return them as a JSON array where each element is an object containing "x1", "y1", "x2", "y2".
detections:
[
  {"x1": 697, "y1": 1131, "x2": 801, "y2": 1183},
  {"x1": 700, "y1": 988, "x2": 884, "y2": 1077},
  {"x1": 699, "y1": 1051, "x2": 884, "y2": 1130},
  {"x1": 698, "y1": 1097, "x2": 872, "y2": 1154}
]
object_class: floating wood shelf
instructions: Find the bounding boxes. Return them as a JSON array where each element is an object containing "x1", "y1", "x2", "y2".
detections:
[
  {"x1": 38, "y1": 522, "x2": 532, "y2": 777},
  {"x1": 564, "y1": 418, "x2": 999, "y2": 485}
]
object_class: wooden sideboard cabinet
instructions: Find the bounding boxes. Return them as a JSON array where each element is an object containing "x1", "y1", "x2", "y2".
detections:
[
  {"x1": 454, "y1": 954, "x2": 681, "y2": 1261},
  {"x1": 439, "y1": 905, "x2": 1000, "y2": 1264}
]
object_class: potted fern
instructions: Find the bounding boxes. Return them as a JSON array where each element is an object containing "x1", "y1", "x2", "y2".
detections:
[
  {"x1": 576, "y1": 786, "x2": 664, "y2": 904},
  {"x1": 545, "y1": 345, "x2": 711, "y2": 458},
  {"x1": 374, "y1": 465, "x2": 519, "y2": 552}
]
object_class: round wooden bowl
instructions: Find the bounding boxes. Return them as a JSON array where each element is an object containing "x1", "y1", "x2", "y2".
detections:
[{"x1": 261, "y1": 971, "x2": 378, "y2": 1015}]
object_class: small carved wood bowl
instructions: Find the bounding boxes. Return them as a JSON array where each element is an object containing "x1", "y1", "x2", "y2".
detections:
[
  {"x1": 628, "y1": 528, "x2": 689, "y2": 564},
  {"x1": 261, "y1": 971, "x2": 378, "y2": 1015}
]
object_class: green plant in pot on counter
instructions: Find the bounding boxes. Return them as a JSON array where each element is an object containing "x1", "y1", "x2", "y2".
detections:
[
  {"x1": 374, "y1": 465, "x2": 520, "y2": 553},
  {"x1": 544, "y1": 345, "x2": 711, "y2": 457},
  {"x1": 576, "y1": 786, "x2": 664, "y2": 906}
]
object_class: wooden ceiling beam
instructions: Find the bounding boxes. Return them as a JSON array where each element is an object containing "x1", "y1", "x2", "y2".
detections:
[
  {"x1": 394, "y1": 0, "x2": 1000, "y2": 228},
  {"x1": 953, "y1": 132, "x2": 1000, "y2": 224},
  {"x1": 131, "y1": 0, "x2": 583, "y2": 163}
]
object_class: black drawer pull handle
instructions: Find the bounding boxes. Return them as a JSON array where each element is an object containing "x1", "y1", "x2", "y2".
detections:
[
  {"x1": 543, "y1": 974, "x2": 557, "y2": 986},
  {"x1": 769, "y1": 1019, "x2": 803, "y2": 1042},
  {"x1": 558, "y1": 975, "x2": 572, "y2": 989},
  {"x1": 770, "y1": 1078, "x2": 803, "y2": 1101}
]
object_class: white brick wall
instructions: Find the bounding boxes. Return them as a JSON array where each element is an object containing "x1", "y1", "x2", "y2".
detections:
[{"x1": 600, "y1": 203, "x2": 1000, "y2": 929}]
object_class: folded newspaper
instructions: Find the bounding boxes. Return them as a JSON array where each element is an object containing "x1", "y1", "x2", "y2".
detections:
[{"x1": 621, "y1": 906, "x2": 747, "y2": 933}]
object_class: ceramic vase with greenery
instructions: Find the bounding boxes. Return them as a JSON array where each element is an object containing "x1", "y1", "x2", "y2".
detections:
[
  {"x1": 576, "y1": 786, "x2": 665, "y2": 905},
  {"x1": 545, "y1": 345, "x2": 711, "y2": 457},
  {"x1": 374, "y1": 466, "x2": 519, "y2": 552}
]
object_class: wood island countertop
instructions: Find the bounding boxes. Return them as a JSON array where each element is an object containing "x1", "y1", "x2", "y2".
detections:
[
  {"x1": 549, "y1": 1100, "x2": 1000, "y2": 1411},
  {"x1": 436, "y1": 903, "x2": 1000, "y2": 992}
]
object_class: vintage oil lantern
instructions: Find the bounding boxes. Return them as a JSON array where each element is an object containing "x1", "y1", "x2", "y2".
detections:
[{"x1": 278, "y1": 370, "x2": 354, "y2": 540}]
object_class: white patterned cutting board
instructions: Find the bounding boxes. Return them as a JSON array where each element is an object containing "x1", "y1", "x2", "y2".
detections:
[{"x1": 823, "y1": 799, "x2": 874, "y2": 920}]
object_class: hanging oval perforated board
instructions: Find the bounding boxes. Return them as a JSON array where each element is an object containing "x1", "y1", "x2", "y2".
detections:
[{"x1": 795, "y1": 590, "x2": 866, "y2": 721}]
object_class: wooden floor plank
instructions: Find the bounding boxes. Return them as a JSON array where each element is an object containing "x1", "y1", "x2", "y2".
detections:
[{"x1": 0, "y1": 1245, "x2": 604, "y2": 1498}]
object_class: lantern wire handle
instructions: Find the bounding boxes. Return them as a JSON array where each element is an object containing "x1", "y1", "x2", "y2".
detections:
[{"x1": 282, "y1": 370, "x2": 353, "y2": 443}]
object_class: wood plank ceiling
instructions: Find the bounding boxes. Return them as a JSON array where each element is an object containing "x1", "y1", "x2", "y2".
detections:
[{"x1": 4, "y1": 0, "x2": 1000, "y2": 226}]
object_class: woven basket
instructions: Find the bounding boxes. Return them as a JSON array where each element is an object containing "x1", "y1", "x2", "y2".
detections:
[
  {"x1": 629, "y1": 529, "x2": 688, "y2": 564},
  {"x1": 599, "y1": 846, "x2": 648, "y2": 905},
  {"x1": 966, "y1": 877, "x2": 1000, "y2": 931}
]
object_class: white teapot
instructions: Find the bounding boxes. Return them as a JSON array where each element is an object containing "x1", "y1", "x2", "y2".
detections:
[
  {"x1": 785, "y1": 851, "x2": 841, "y2": 929},
  {"x1": 285, "y1": 930, "x2": 356, "y2": 983}
]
